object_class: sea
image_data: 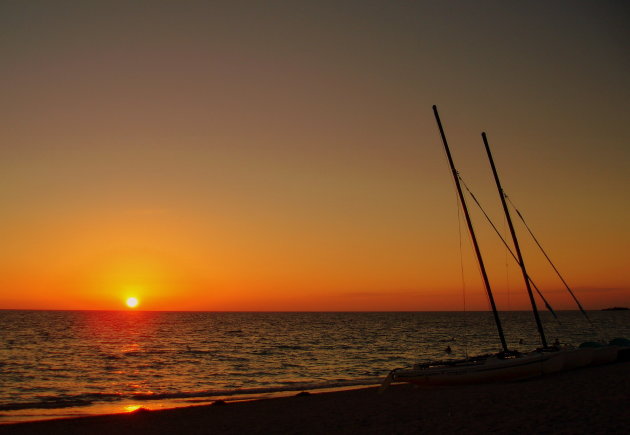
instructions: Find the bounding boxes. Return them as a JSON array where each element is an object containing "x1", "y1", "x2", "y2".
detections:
[{"x1": 1, "y1": 310, "x2": 628, "y2": 423}]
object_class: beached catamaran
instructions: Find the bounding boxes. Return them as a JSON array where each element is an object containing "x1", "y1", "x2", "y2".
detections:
[{"x1": 382, "y1": 106, "x2": 623, "y2": 388}]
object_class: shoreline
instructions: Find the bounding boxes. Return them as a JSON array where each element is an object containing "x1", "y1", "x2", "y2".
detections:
[
  {"x1": 0, "y1": 381, "x2": 383, "y2": 425},
  {"x1": 2, "y1": 361, "x2": 628, "y2": 434}
]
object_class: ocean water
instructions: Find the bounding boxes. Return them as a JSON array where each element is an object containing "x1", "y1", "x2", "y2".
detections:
[{"x1": 1, "y1": 310, "x2": 628, "y2": 423}]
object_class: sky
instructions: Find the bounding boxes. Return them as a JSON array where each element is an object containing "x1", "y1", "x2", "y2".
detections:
[{"x1": 1, "y1": 0, "x2": 628, "y2": 311}]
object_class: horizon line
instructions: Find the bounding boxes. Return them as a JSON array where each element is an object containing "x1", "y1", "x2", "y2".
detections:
[{"x1": 0, "y1": 308, "x2": 620, "y2": 313}]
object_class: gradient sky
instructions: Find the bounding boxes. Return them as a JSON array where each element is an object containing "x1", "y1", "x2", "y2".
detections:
[{"x1": 1, "y1": 0, "x2": 628, "y2": 311}]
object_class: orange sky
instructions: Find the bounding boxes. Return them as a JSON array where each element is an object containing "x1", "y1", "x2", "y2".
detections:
[{"x1": 1, "y1": 1, "x2": 628, "y2": 311}]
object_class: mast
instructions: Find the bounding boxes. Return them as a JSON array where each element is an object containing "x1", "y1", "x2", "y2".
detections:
[
  {"x1": 433, "y1": 106, "x2": 509, "y2": 353},
  {"x1": 481, "y1": 132, "x2": 548, "y2": 348}
]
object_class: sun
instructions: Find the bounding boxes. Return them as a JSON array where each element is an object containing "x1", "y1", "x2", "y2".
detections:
[{"x1": 126, "y1": 297, "x2": 139, "y2": 308}]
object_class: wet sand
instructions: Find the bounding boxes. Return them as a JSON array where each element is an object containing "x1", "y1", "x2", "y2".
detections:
[{"x1": 2, "y1": 361, "x2": 628, "y2": 434}]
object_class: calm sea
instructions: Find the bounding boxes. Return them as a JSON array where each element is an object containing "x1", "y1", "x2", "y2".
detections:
[{"x1": 1, "y1": 310, "x2": 628, "y2": 423}]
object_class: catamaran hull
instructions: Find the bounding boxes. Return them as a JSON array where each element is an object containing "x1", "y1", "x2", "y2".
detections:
[
  {"x1": 392, "y1": 352, "x2": 564, "y2": 387},
  {"x1": 590, "y1": 346, "x2": 619, "y2": 365},
  {"x1": 562, "y1": 348, "x2": 593, "y2": 370}
]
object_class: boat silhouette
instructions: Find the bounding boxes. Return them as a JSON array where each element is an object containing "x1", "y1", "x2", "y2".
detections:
[{"x1": 382, "y1": 106, "x2": 622, "y2": 388}]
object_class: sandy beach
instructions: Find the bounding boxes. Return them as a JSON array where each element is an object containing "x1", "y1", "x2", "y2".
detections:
[{"x1": 1, "y1": 361, "x2": 627, "y2": 435}]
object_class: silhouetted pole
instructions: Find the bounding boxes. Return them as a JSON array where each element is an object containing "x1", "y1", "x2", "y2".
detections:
[
  {"x1": 433, "y1": 106, "x2": 508, "y2": 353},
  {"x1": 482, "y1": 132, "x2": 548, "y2": 349}
]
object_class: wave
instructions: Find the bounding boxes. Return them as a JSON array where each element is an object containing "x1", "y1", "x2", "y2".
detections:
[
  {"x1": 0, "y1": 393, "x2": 122, "y2": 411},
  {"x1": 0, "y1": 378, "x2": 382, "y2": 412}
]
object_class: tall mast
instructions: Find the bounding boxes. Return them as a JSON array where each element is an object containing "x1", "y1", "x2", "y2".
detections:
[
  {"x1": 433, "y1": 106, "x2": 508, "y2": 353},
  {"x1": 481, "y1": 132, "x2": 548, "y2": 348}
]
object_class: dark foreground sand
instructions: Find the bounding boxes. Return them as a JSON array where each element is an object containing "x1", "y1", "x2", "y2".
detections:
[{"x1": 2, "y1": 361, "x2": 628, "y2": 435}]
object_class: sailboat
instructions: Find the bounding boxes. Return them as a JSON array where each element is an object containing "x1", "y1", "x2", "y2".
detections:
[{"x1": 382, "y1": 106, "x2": 593, "y2": 388}]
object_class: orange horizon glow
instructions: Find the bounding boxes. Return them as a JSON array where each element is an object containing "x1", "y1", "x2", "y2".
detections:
[
  {"x1": 0, "y1": 190, "x2": 627, "y2": 311},
  {"x1": 0, "y1": 212, "x2": 627, "y2": 311}
]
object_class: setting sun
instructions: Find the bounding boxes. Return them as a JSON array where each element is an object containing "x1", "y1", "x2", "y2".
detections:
[{"x1": 126, "y1": 297, "x2": 139, "y2": 308}]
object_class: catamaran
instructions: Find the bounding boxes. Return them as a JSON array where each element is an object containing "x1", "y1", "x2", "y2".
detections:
[{"x1": 381, "y1": 106, "x2": 620, "y2": 388}]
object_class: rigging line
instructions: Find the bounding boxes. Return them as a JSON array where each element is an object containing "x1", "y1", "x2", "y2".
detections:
[
  {"x1": 457, "y1": 173, "x2": 498, "y2": 318},
  {"x1": 504, "y1": 195, "x2": 594, "y2": 325},
  {"x1": 503, "y1": 212, "x2": 510, "y2": 311},
  {"x1": 458, "y1": 175, "x2": 559, "y2": 320},
  {"x1": 456, "y1": 186, "x2": 469, "y2": 359}
]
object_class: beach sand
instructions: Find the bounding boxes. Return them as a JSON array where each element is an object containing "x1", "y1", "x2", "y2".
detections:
[{"x1": 2, "y1": 361, "x2": 628, "y2": 434}]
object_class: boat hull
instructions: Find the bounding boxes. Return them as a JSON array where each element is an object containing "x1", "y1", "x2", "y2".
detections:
[
  {"x1": 562, "y1": 348, "x2": 593, "y2": 371},
  {"x1": 590, "y1": 346, "x2": 619, "y2": 365},
  {"x1": 392, "y1": 352, "x2": 564, "y2": 387}
]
